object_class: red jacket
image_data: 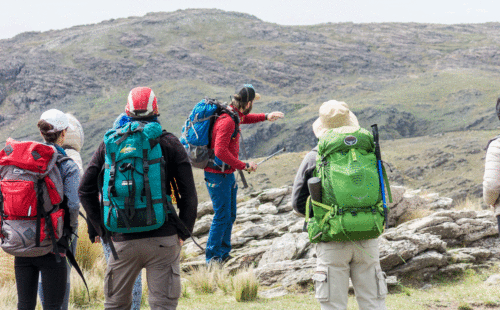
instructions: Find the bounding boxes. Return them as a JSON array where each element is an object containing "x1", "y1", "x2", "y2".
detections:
[{"x1": 205, "y1": 108, "x2": 266, "y2": 174}]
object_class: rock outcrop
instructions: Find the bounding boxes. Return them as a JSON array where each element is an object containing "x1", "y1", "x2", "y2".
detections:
[{"x1": 182, "y1": 185, "x2": 500, "y2": 295}]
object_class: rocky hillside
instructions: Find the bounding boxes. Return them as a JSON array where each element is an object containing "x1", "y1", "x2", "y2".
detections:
[
  {"x1": 2, "y1": 9, "x2": 500, "y2": 165},
  {"x1": 181, "y1": 185, "x2": 500, "y2": 297}
]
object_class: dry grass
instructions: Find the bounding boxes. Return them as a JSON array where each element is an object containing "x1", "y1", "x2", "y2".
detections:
[
  {"x1": 186, "y1": 265, "x2": 218, "y2": 294},
  {"x1": 233, "y1": 267, "x2": 259, "y2": 302},
  {"x1": 454, "y1": 197, "x2": 484, "y2": 211},
  {"x1": 0, "y1": 250, "x2": 15, "y2": 285},
  {"x1": 397, "y1": 209, "x2": 433, "y2": 226},
  {"x1": 75, "y1": 220, "x2": 103, "y2": 271}
]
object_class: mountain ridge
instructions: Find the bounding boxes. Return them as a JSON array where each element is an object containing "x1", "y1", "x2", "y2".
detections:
[{"x1": 1, "y1": 9, "x2": 500, "y2": 168}]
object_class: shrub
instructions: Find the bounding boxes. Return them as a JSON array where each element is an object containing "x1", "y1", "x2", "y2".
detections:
[{"x1": 233, "y1": 267, "x2": 259, "y2": 302}]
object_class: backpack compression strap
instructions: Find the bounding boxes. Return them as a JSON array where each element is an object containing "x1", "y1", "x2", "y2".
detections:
[
  {"x1": 36, "y1": 179, "x2": 61, "y2": 263},
  {"x1": 142, "y1": 148, "x2": 153, "y2": 226},
  {"x1": 97, "y1": 166, "x2": 120, "y2": 261},
  {"x1": 114, "y1": 122, "x2": 145, "y2": 145}
]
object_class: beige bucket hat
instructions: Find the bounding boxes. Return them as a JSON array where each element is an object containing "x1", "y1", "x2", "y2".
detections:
[{"x1": 312, "y1": 100, "x2": 359, "y2": 138}]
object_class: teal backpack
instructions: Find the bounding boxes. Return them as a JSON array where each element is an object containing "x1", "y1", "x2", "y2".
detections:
[
  {"x1": 306, "y1": 127, "x2": 392, "y2": 243},
  {"x1": 102, "y1": 121, "x2": 170, "y2": 233}
]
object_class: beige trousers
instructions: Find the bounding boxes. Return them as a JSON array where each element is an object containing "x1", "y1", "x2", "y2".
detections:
[
  {"x1": 104, "y1": 235, "x2": 181, "y2": 310},
  {"x1": 314, "y1": 238, "x2": 387, "y2": 310}
]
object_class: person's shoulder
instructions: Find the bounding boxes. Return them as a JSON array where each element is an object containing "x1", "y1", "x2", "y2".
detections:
[
  {"x1": 59, "y1": 155, "x2": 79, "y2": 174},
  {"x1": 487, "y1": 137, "x2": 500, "y2": 154}
]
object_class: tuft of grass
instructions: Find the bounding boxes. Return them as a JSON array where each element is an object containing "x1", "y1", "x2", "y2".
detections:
[
  {"x1": 454, "y1": 197, "x2": 483, "y2": 211},
  {"x1": 186, "y1": 265, "x2": 217, "y2": 294},
  {"x1": 213, "y1": 264, "x2": 233, "y2": 295},
  {"x1": 457, "y1": 301, "x2": 473, "y2": 310},
  {"x1": 69, "y1": 262, "x2": 106, "y2": 307},
  {"x1": 397, "y1": 209, "x2": 433, "y2": 226},
  {"x1": 233, "y1": 267, "x2": 259, "y2": 302},
  {"x1": 75, "y1": 220, "x2": 103, "y2": 270}
]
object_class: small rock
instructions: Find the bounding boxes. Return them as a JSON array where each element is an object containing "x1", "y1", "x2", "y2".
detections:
[{"x1": 485, "y1": 274, "x2": 500, "y2": 286}]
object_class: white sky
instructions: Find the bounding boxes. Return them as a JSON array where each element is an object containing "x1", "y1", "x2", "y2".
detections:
[{"x1": 1, "y1": 0, "x2": 499, "y2": 40}]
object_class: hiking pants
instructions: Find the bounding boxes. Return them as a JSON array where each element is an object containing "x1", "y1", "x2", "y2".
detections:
[
  {"x1": 204, "y1": 171, "x2": 237, "y2": 263},
  {"x1": 314, "y1": 238, "x2": 387, "y2": 310},
  {"x1": 102, "y1": 241, "x2": 143, "y2": 310},
  {"x1": 15, "y1": 253, "x2": 68, "y2": 310},
  {"x1": 104, "y1": 235, "x2": 181, "y2": 310}
]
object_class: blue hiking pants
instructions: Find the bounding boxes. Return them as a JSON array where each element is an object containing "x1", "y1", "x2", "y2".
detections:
[{"x1": 204, "y1": 171, "x2": 238, "y2": 263}]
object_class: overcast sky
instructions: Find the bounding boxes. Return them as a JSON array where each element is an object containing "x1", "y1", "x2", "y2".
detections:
[{"x1": 1, "y1": 0, "x2": 499, "y2": 40}]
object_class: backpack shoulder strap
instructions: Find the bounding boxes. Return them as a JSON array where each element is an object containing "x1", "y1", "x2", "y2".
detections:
[{"x1": 219, "y1": 106, "x2": 240, "y2": 139}]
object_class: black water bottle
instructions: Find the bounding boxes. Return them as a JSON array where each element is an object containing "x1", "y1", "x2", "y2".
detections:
[
  {"x1": 307, "y1": 177, "x2": 322, "y2": 203},
  {"x1": 303, "y1": 177, "x2": 322, "y2": 232}
]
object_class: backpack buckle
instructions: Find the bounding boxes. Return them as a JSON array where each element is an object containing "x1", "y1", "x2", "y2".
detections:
[
  {"x1": 350, "y1": 210, "x2": 357, "y2": 216},
  {"x1": 338, "y1": 208, "x2": 343, "y2": 215}
]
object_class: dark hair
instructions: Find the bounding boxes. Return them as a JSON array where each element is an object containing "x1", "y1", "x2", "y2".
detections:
[
  {"x1": 231, "y1": 94, "x2": 251, "y2": 111},
  {"x1": 496, "y1": 97, "x2": 500, "y2": 121},
  {"x1": 37, "y1": 120, "x2": 63, "y2": 143}
]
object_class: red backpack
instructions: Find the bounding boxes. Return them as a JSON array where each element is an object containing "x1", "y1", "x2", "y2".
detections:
[{"x1": 0, "y1": 138, "x2": 67, "y2": 258}]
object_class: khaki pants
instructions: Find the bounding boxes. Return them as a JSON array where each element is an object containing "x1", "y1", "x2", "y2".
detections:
[
  {"x1": 314, "y1": 238, "x2": 387, "y2": 310},
  {"x1": 104, "y1": 235, "x2": 181, "y2": 310}
]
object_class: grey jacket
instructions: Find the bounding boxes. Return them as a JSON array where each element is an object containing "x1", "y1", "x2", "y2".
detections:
[{"x1": 291, "y1": 147, "x2": 318, "y2": 216}]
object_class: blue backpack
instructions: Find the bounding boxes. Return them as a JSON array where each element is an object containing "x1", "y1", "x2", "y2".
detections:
[
  {"x1": 101, "y1": 121, "x2": 170, "y2": 233},
  {"x1": 180, "y1": 98, "x2": 239, "y2": 170}
]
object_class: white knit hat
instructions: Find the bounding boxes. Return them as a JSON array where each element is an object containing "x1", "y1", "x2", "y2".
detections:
[
  {"x1": 40, "y1": 109, "x2": 74, "y2": 133},
  {"x1": 312, "y1": 100, "x2": 359, "y2": 138}
]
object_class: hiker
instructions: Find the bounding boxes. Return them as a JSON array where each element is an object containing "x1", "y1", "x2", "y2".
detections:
[
  {"x1": 204, "y1": 85, "x2": 284, "y2": 264},
  {"x1": 483, "y1": 97, "x2": 500, "y2": 232},
  {"x1": 291, "y1": 100, "x2": 388, "y2": 310},
  {"x1": 86, "y1": 113, "x2": 145, "y2": 310},
  {"x1": 38, "y1": 113, "x2": 85, "y2": 310},
  {"x1": 79, "y1": 87, "x2": 198, "y2": 310},
  {"x1": 2, "y1": 109, "x2": 81, "y2": 310}
]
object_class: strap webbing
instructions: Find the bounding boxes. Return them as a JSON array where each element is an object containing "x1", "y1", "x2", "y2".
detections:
[
  {"x1": 37, "y1": 180, "x2": 61, "y2": 263},
  {"x1": 115, "y1": 123, "x2": 145, "y2": 145},
  {"x1": 98, "y1": 166, "x2": 119, "y2": 261},
  {"x1": 142, "y1": 149, "x2": 153, "y2": 226}
]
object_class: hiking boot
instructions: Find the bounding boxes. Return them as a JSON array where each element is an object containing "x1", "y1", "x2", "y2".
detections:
[{"x1": 222, "y1": 255, "x2": 233, "y2": 264}]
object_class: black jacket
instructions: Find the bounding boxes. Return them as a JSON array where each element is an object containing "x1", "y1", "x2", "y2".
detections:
[{"x1": 79, "y1": 131, "x2": 198, "y2": 242}]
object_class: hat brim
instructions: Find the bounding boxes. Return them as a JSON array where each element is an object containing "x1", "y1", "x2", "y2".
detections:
[{"x1": 312, "y1": 111, "x2": 359, "y2": 138}]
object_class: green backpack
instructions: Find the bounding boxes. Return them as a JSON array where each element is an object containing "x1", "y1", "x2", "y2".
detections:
[
  {"x1": 102, "y1": 121, "x2": 170, "y2": 233},
  {"x1": 306, "y1": 127, "x2": 392, "y2": 243}
]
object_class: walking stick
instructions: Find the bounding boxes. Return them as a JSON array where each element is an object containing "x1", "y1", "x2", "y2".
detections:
[
  {"x1": 371, "y1": 124, "x2": 389, "y2": 229},
  {"x1": 497, "y1": 215, "x2": 500, "y2": 237},
  {"x1": 238, "y1": 134, "x2": 249, "y2": 189}
]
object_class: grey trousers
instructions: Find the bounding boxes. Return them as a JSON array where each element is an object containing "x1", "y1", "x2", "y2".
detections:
[
  {"x1": 104, "y1": 235, "x2": 182, "y2": 310},
  {"x1": 314, "y1": 238, "x2": 387, "y2": 310}
]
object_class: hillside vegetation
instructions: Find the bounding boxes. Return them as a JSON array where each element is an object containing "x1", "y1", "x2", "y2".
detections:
[{"x1": 0, "y1": 9, "x2": 498, "y2": 198}]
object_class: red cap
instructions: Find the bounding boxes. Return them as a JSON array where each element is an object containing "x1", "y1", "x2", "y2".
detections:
[{"x1": 125, "y1": 87, "x2": 159, "y2": 118}]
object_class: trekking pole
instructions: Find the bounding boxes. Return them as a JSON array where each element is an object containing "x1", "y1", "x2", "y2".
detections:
[
  {"x1": 238, "y1": 134, "x2": 249, "y2": 189},
  {"x1": 257, "y1": 147, "x2": 286, "y2": 166},
  {"x1": 497, "y1": 214, "x2": 500, "y2": 237},
  {"x1": 371, "y1": 124, "x2": 388, "y2": 229}
]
